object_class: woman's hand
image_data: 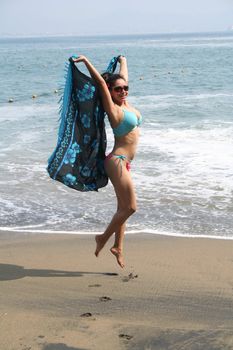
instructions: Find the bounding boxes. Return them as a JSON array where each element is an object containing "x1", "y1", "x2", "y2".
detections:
[
  {"x1": 118, "y1": 55, "x2": 126, "y2": 63},
  {"x1": 72, "y1": 55, "x2": 87, "y2": 63}
]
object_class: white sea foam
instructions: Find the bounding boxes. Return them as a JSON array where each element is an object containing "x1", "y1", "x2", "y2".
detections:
[
  {"x1": 131, "y1": 92, "x2": 233, "y2": 105},
  {"x1": 0, "y1": 104, "x2": 57, "y2": 122},
  {"x1": 132, "y1": 123, "x2": 233, "y2": 212},
  {"x1": 0, "y1": 227, "x2": 233, "y2": 240}
]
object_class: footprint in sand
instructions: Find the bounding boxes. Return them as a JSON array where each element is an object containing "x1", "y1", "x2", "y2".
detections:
[
  {"x1": 80, "y1": 312, "x2": 93, "y2": 317},
  {"x1": 99, "y1": 296, "x2": 112, "y2": 302},
  {"x1": 88, "y1": 284, "x2": 102, "y2": 287},
  {"x1": 119, "y1": 334, "x2": 133, "y2": 340},
  {"x1": 122, "y1": 272, "x2": 138, "y2": 282}
]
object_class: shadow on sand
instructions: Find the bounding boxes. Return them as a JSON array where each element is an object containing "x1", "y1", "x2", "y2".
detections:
[
  {"x1": 0, "y1": 263, "x2": 118, "y2": 281},
  {"x1": 42, "y1": 344, "x2": 88, "y2": 350}
]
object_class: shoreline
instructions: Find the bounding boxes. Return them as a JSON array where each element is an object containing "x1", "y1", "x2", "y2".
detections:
[
  {"x1": 1, "y1": 228, "x2": 233, "y2": 241},
  {"x1": 0, "y1": 231, "x2": 233, "y2": 349}
]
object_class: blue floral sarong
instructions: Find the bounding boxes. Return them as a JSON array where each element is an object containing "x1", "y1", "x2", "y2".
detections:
[{"x1": 47, "y1": 56, "x2": 119, "y2": 191}]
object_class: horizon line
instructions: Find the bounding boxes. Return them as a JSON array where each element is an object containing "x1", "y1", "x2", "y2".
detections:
[{"x1": 0, "y1": 29, "x2": 232, "y2": 40}]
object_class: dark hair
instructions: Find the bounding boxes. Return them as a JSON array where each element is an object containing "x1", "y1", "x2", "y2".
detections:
[{"x1": 102, "y1": 73, "x2": 125, "y2": 89}]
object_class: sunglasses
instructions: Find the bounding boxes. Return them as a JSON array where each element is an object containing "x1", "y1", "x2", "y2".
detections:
[{"x1": 112, "y1": 85, "x2": 129, "y2": 93}]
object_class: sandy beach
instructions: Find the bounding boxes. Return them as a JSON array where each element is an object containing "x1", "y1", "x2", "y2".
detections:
[{"x1": 0, "y1": 232, "x2": 233, "y2": 350}]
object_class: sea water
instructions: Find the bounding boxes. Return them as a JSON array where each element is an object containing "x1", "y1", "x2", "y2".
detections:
[{"x1": 0, "y1": 32, "x2": 233, "y2": 238}]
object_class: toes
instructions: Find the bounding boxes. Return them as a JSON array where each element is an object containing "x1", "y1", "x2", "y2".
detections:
[
  {"x1": 119, "y1": 261, "x2": 125, "y2": 268},
  {"x1": 95, "y1": 235, "x2": 105, "y2": 257},
  {"x1": 110, "y1": 248, "x2": 125, "y2": 268}
]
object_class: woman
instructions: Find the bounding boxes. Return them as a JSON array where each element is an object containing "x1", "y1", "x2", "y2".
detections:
[{"x1": 73, "y1": 55, "x2": 142, "y2": 268}]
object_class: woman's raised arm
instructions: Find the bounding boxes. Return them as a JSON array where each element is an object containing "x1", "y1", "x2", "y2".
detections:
[
  {"x1": 118, "y1": 56, "x2": 128, "y2": 82},
  {"x1": 72, "y1": 55, "x2": 117, "y2": 117}
]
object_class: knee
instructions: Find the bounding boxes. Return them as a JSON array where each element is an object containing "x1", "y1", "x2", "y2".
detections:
[
  {"x1": 129, "y1": 204, "x2": 137, "y2": 215},
  {"x1": 122, "y1": 204, "x2": 137, "y2": 217}
]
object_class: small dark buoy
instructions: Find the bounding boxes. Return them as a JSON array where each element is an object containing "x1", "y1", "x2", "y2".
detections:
[{"x1": 32, "y1": 94, "x2": 37, "y2": 99}]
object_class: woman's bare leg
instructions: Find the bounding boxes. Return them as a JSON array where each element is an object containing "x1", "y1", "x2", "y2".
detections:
[
  {"x1": 95, "y1": 158, "x2": 136, "y2": 267},
  {"x1": 114, "y1": 220, "x2": 126, "y2": 250},
  {"x1": 110, "y1": 221, "x2": 126, "y2": 267}
]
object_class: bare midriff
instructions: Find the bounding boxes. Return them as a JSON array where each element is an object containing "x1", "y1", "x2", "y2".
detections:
[{"x1": 111, "y1": 127, "x2": 140, "y2": 161}]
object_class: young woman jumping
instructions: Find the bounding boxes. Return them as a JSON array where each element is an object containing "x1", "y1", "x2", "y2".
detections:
[{"x1": 72, "y1": 55, "x2": 142, "y2": 268}]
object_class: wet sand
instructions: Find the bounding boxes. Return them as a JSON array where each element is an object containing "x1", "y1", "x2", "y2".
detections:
[{"x1": 0, "y1": 232, "x2": 233, "y2": 350}]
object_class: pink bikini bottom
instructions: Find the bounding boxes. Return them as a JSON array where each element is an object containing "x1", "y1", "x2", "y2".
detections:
[{"x1": 105, "y1": 153, "x2": 131, "y2": 174}]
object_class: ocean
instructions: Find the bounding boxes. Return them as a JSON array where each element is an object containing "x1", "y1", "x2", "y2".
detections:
[{"x1": 0, "y1": 32, "x2": 233, "y2": 238}]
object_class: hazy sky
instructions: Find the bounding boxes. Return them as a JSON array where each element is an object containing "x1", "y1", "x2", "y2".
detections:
[{"x1": 1, "y1": 0, "x2": 233, "y2": 37}]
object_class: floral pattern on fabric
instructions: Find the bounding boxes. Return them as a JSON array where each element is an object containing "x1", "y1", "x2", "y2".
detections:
[
  {"x1": 71, "y1": 142, "x2": 81, "y2": 153},
  {"x1": 63, "y1": 173, "x2": 77, "y2": 186},
  {"x1": 77, "y1": 83, "x2": 96, "y2": 102},
  {"x1": 64, "y1": 148, "x2": 76, "y2": 165},
  {"x1": 81, "y1": 114, "x2": 91, "y2": 128},
  {"x1": 47, "y1": 57, "x2": 119, "y2": 192},
  {"x1": 84, "y1": 135, "x2": 91, "y2": 144},
  {"x1": 80, "y1": 165, "x2": 91, "y2": 177},
  {"x1": 64, "y1": 142, "x2": 81, "y2": 165}
]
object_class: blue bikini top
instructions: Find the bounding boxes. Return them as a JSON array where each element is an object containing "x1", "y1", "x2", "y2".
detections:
[{"x1": 113, "y1": 109, "x2": 142, "y2": 137}]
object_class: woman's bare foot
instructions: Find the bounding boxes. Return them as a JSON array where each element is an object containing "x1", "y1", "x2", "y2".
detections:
[
  {"x1": 95, "y1": 234, "x2": 106, "y2": 257},
  {"x1": 110, "y1": 247, "x2": 125, "y2": 268}
]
